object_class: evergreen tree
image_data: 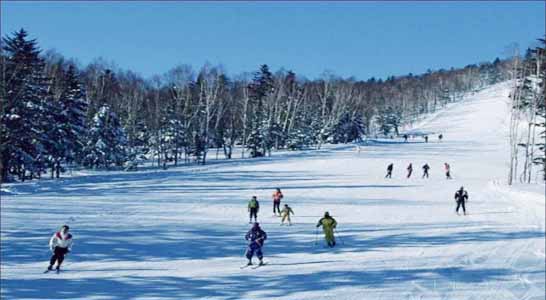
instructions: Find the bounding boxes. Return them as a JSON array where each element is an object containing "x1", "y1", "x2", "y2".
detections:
[
  {"x1": 82, "y1": 105, "x2": 127, "y2": 169},
  {"x1": 247, "y1": 64, "x2": 274, "y2": 157}
]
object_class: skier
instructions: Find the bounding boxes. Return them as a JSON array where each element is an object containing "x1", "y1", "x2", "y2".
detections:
[
  {"x1": 406, "y1": 163, "x2": 413, "y2": 178},
  {"x1": 424, "y1": 135, "x2": 429, "y2": 143},
  {"x1": 385, "y1": 163, "x2": 394, "y2": 178},
  {"x1": 316, "y1": 211, "x2": 337, "y2": 247},
  {"x1": 454, "y1": 186, "x2": 469, "y2": 215},
  {"x1": 422, "y1": 163, "x2": 430, "y2": 178},
  {"x1": 280, "y1": 204, "x2": 295, "y2": 225},
  {"x1": 403, "y1": 134, "x2": 408, "y2": 142},
  {"x1": 438, "y1": 134, "x2": 443, "y2": 141},
  {"x1": 245, "y1": 222, "x2": 267, "y2": 266},
  {"x1": 46, "y1": 225, "x2": 73, "y2": 272},
  {"x1": 444, "y1": 162, "x2": 452, "y2": 179},
  {"x1": 248, "y1": 196, "x2": 260, "y2": 223},
  {"x1": 272, "y1": 188, "x2": 283, "y2": 216}
]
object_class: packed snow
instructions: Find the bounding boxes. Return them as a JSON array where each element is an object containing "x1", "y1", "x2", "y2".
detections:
[{"x1": 1, "y1": 82, "x2": 544, "y2": 299}]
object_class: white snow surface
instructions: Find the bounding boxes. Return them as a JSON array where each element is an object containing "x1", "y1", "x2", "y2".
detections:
[{"x1": 1, "y1": 82, "x2": 545, "y2": 299}]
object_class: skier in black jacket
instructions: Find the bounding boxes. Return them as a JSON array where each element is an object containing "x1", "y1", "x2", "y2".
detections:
[
  {"x1": 454, "y1": 186, "x2": 469, "y2": 215},
  {"x1": 385, "y1": 163, "x2": 394, "y2": 178},
  {"x1": 245, "y1": 222, "x2": 267, "y2": 266}
]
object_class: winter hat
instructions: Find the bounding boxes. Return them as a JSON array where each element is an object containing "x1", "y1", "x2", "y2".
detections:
[
  {"x1": 324, "y1": 211, "x2": 330, "y2": 217},
  {"x1": 61, "y1": 225, "x2": 69, "y2": 231}
]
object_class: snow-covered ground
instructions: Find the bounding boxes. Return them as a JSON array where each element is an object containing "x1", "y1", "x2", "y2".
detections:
[{"x1": 1, "y1": 82, "x2": 544, "y2": 300}]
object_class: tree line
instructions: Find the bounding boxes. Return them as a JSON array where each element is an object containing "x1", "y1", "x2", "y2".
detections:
[
  {"x1": 508, "y1": 38, "x2": 546, "y2": 184},
  {"x1": 1, "y1": 29, "x2": 515, "y2": 183}
]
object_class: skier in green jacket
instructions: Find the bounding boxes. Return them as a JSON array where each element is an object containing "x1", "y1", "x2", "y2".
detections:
[
  {"x1": 316, "y1": 211, "x2": 337, "y2": 247},
  {"x1": 248, "y1": 196, "x2": 260, "y2": 223}
]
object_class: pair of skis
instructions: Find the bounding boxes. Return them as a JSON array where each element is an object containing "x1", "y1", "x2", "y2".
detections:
[
  {"x1": 240, "y1": 262, "x2": 267, "y2": 269},
  {"x1": 43, "y1": 268, "x2": 61, "y2": 274}
]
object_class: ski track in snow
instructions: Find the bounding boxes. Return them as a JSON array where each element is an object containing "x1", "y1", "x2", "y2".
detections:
[{"x1": 1, "y1": 82, "x2": 544, "y2": 300}]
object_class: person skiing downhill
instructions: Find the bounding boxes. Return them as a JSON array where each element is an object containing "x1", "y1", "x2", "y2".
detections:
[
  {"x1": 316, "y1": 212, "x2": 338, "y2": 247},
  {"x1": 422, "y1": 163, "x2": 430, "y2": 178},
  {"x1": 272, "y1": 188, "x2": 283, "y2": 216},
  {"x1": 245, "y1": 222, "x2": 267, "y2": 266},
  {"x1": 444, "y1": 162, "x2": 452, "y2": 179},
  {"x1": 280, "y1": 204, "x2": 294, "y2": 225},
  {"x1": 248, "y1": 196, "x2": 260, "y2": 223},
  {"x1": 406, "y1": 163, "x2": 413, "y2": 178},
  {"x1": 455, "y1": 186, "x2": 469, "y2": 215},
  {"x1": 47, "y1": 225, "x2": 73, "y2": 272},
  {"x1": 385, "y1": 163, "x2": 394, "y2": 178}
]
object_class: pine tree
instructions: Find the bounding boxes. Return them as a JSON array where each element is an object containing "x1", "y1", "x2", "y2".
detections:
[
  {"x1": 82, "y1": 105, "x2": 127, "y2": 169},
  {"x1": 1, "y1": 29, "x2": 52, "y2": 182},
  {"x1": 246, "y1": 64, "x2": 274, "y2": 157}
]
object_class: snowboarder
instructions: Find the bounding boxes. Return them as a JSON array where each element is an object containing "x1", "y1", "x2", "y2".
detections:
[
  {"x1": 280, "y1": 204, "x2": 294, "y2": 225},
  {"x1": 248, "y1": 196, "x2": 260, "y2": 223},
  {"x1": 422, "y1": 163, "x2": 430, "y2": 178},
  {"x1": 316, "y1": 212, "x2": 337, "y2": 247},
  {"x1": 406, "y1": 163, "x2": 413, "y2": 178},
  {"x1": 272, "y1": 188, "x2": 283, "y2": 216},
  {"x1": 454, "y1": 186, "x2": 469, "y2": 215},
  {"x1": 444, "y1": 162, "x2": 452, "y2": 179},
  {"x1": 438, "y1": 134, "x2": 443, "y2": 141},
  {"x1": 385, "y1": 163, "x2": 394, "y2": 178},
  {"x1": 245, "y1": 222, "x2": 267, "y2": 266},
  {"x1": 47, "y1": 225, "x2": 73, "y2": 272}
]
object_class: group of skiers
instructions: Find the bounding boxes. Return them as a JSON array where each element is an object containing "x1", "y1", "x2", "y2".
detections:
[
  {"x1": 386, "y1": 162, "x2": 452, "y2": 179},
  {"x1": 402, "y1": 133, "x2": 443, "y2": 143},
  {"x1": 45, "y1": 183, "x2": 469, "y2": 270}
]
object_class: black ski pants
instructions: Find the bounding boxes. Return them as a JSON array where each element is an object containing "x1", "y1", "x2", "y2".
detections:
[{"x1": 49, "y1": 246, "x2": 69, "y2": 268}]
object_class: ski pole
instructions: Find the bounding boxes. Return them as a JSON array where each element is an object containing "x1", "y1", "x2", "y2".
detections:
[
  {"x1": 334, "y1": 228, "x2": 345, "y2": 245},
  {"x1": 314, "y1": 227, "x2": 319, "y2": 246}
]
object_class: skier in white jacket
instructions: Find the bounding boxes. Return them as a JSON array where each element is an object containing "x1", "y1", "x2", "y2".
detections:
[{"x1": 47, "y1": 225, "x2": 73, "y2": 272}]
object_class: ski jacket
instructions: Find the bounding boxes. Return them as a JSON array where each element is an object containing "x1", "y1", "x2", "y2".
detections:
[
  {"x1": 248, "y1": 199, "x2": 260, "y2": 210},
  {"x1": 281, "y1": 206, "x2": 294, "y2": 217},
  {"x1": 272, "y1": 191, "x2": 283, "y2": 202},
  {"x1": 245, "y1": 228, "x2": 267, "y2": 246},
  {"x1": 454, "y1": 190, "x2": 468, "y2": 202},
  {"x1": 387, "y1": 164, "x2": 393, "y2": 171},
  {"x1": 422, "y1": 164, "x2": 430, "y2": 170},
  {"x1": 317, "y1": 216, "x2": 337, "y2": 230},
  {"x1": 407, "y1": 164, "x2": 413, "y2": 170},
  {"x1": 49, "y1": 231, "x2": 73, "y2": 251},
  {"x1": 445, "y1": 164, "x2": 450, "y2": 171}
]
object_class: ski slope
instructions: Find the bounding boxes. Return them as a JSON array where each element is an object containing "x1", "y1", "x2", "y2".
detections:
[{"x1": 1, "y1": 82, "x2": 544, "y2": 300}]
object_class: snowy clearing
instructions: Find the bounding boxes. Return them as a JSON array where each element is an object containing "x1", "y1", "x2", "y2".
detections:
[{"x1": 1, "y1": 82, "x2": 544, "y2": 300}]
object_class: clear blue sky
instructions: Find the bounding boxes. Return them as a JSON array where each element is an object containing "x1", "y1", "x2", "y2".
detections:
[{"x1": 2, "y1": 1, "x2": 544, "y2": 80}]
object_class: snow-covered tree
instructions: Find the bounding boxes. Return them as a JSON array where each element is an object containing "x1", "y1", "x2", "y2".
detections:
[{"x1": 81, "y1": 105, "x2": 127, "y2": 169}]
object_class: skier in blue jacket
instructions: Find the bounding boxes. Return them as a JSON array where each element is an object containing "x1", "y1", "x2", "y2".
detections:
[{"x1": 245, "y1": 222, "x2": 267, "y2": 266}]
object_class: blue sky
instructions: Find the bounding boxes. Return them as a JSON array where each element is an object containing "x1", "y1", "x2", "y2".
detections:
[{"x1": 2, "y1": 1, "x2": 544, "y2": 80}]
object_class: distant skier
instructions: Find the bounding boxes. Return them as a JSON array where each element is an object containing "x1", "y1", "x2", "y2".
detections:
[
  {"x1": 454, "y1": 186, "x2": 469, "y2": 215},
  {"x1": 438, "y1": 134, "x2": 443, "y2": 142},
  {"x1": 248, "y1": 196, "x2": 260, "y2": 223},
  {"x1": 245, "y1": 222, "x2": 267, "y2": 266},
  {"x1": 406, "y1": 163, "x2": 413, "y2": 178},
  {"x1": 403, "y1": 134, "x2": 408, "y2": 142},
  {"x1": 385, "y1": 163, "x2": 394, "y2": 178},
  {"x1": 316, "y1": 212, "x2": 337, "y2": 247},
  {"x1": 46, "y1": 225, "x2": 73, "y2": 272},
  {"x1": 422, "y1": 163, "x2": 430, "y2": 178},
  {"x1": 424, "y1": 135, "x2": 429, "y2": 143},
  {"x1": 444, "y1": 162, "x2": 452, "y2": 179},
  {"x1": 280, "y1": 204, "x2": 295, "y2": 225},
  {"x1": 272, "y1": 188, "x2": 283, "y2": 216}
]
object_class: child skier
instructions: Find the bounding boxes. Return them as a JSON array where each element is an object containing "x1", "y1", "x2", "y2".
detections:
[
  {"x1": 422, "y1": 163, "x2": 430, "y2": 178},
  {"x1": 280, "y1": 204, "x2": 294, "y2": 225},
  {"x1": 406, "y1": 163, "x2": 413, "y2": 178},
  {"x1": 272, "y1": 188, "x2": 283, "y2": 216},
  {"x1": 455, "y1": 186, "x2": 469, "y2": 215},
  {"x1": 245, "y1": 222, "x2": 267, "y2": 266},
  {"x1": 248, "y1": 196, "x2": 260, "y2": 223},
  {"x1": 316, "y1": 212, "x2": 338, "y2": 247},
  {"x1": 47, "y1": 225, "x2": 73, "y2": 272},
  {"x1": 444, "y1": 162, "x2": 452, "y2": 179},
  {"x1": 385, "y1": 163, "x2": 394, "y2": 178}
]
